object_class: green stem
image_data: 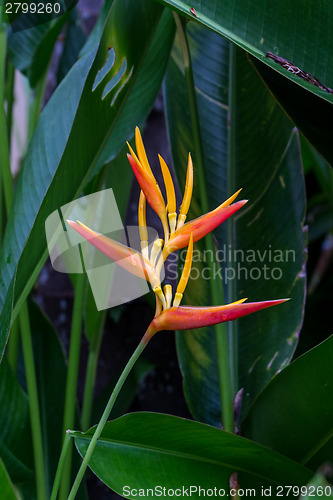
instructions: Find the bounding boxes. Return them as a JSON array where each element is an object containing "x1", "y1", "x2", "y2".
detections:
[
  {"x1": 59, "y1": 273, "x2": 86, "y2": 500},
  {"x1": 81, "y1": 310, "x2": 106, "y2": 431},
  {"x1": 67, "y1": 339, "x2": 147, "y2": 499},
  {"x1": 50, "y1": 431, "x2": 72, "y2": 500},
  {"x1": 174, "y1": 13, "x2": 235, "y2": 433},
  {"x1": 19, "y1": 303, "x2": 47, "y2": 500}
]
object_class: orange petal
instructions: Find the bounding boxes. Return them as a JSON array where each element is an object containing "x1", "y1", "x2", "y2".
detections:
[
  {"x1": 127, "y1": 154, "x2": 168, "y2": 233},
  {"x1": 145, "y1": 299, "x2": 289, "y2": 337},
  {"x1": 66, "y1": 220, "x2": 159, "y2": 287},
  {"x1": 165, "y1": 199, "x2": 247, "y2": 255}
]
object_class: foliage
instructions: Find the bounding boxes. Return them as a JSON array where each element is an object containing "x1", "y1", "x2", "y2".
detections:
[{"x1": 0, "y1": 0, "x2": 332, "y2": 498}]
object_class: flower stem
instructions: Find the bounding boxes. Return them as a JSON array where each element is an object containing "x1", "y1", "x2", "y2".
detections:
[
  {"x1": 59, "y1": 272, "x2": 86, "y2": 500},
  {"x1": 174, "y1": 13, "x2": 235, "y2": 433},
  {"x1": 67, "y1": 338, "x2": 148, "y2": 499},
  {"x1": 19, "y1": 303, "x2": 48, "y2": 500},
  {"x1": 81, "y1": 310, "x2": 106, "y2": 431},
  {"x1": 50, "y1": 431, "x2": 72, "y2": 500}
]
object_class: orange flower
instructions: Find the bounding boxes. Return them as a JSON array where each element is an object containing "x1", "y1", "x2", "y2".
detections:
[{"x1": 67, "y1": 127, "x2": 288, "y2": 340}]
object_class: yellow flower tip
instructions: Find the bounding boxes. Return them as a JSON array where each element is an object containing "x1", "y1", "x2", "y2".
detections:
[
  {"x1": 164, "y1": 284, "x2": 173, "y2": 309},
  {"x1": 173, "y1": 292, "x2": 183, "y2": 308},
  {"x1": 179, "y1": 153, "x2": 193, "y2": 217},
  {"x1": 135, "y1": 127, "x2": 154, "y2": 178},
  {"x1": 168, "y1": 212, "x2": 177, "y2": 234},
  {"x1": 150, "y1": 238, "x2": 164, "y2": 267},
  {"x1": 127, "y1": 145, "x2": 142, "y2": 171},
  {"x1": 153, "y1": 286, "x2": 167, "y2": 309},
  {"x1": 220, "y1": 188, "x2": 244, "y2": 208},
  {"x1": 158, "y1": 154, "x2": 176, "y2": 214}
]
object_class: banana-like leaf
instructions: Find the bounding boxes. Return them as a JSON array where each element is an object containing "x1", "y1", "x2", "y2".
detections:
[
  {"x1": 242, "y1": 334, "x2": 333, "y2": 472},
  {"x1": 155, "y1": 0, "x2": 333, "y2": 165},
  {"x1": 0, "y1": 0, "x2": 175, "y2": 362},
  {"x1": 73, "y1": 412, "x2": 312, "y2": 499},
  {"x1": 164, "y1": 24, "x2": 306, "y2": 425},
  {"x1": 0, "y1": 458, "x2": 18, "y2": 500}
]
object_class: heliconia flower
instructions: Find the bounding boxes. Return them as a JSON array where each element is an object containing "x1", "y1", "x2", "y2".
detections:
[
  {"x1": 143, "y1": 299, "x2": 289, "y2": 341},
  {"x1": 66, "y1": 219, "x2": 160, "y2": 289},
  {"x1": 164, "y1": 193, "x2": 247, "y2": 256}
]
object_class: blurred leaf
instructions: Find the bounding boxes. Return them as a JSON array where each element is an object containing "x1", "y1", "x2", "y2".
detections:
[
  {"x1": 301, "y1": 471, "x2": 333, "y2": 499},
  {"x1": 73, "y1": 412, "x2": 312, "y2": 498},
  {"x1": 0, "y1": 357, "x2": 33, "y2": 483},
  {"x1": 242, "y1": 334, "x2": 333, "y2": 472},
  {"x1": 8, "y1": 15, "x2": 67, "y2": 87},
  {"x1": 0, "y1": 457, "x2": 19, "y2": 500},
  {"x1": 250, "y1": 56, "x2": 333, "y2": 167},
  {"x1": 0, "y1": 0, "x2": 174, "y2": 362},
  {"x1": 164, "y1": 24, "x2": 306, "y2": 426},
  {"x1": 29, "y1": 300, "x2": 67, "y2": 495},
  {"x1": 300, "y1": 136, "x2": 333, "y2": 198},
  {"x1": 56, "y1": 7, "x2": 86, "y2": 83}
]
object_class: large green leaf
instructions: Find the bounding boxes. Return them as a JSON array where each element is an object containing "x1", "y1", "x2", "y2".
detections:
[
  {"x1": 156, "y1": 0, "x2": 333, "y2": 165},
  {"x1": 0, "y1": 357, "x2": 33, "y2": 484},
  {"x1": 29, "y1": 301, "x2": 67, "y2": 496},
  {"x1": 242, "y1": 334, "x2": 333, "y2": 472},
  {"x1": 73, "y1": 412, "x2": 312, "y2": 498},
  {"x1": 0, "y1": 458, "x2": 18, "y2": 500},
  {"x1": 156, "y1": 0, "x2": 333, "y2": 104},
  {"x1": 8, "y1": 15, "x2": 67, "y2": 87},
  {"x1": 164, "y1": 24, "x2": 306, "y2": 425},
  {"x1": 0, "y1": 0, "x2": 175, "y2": 362}
]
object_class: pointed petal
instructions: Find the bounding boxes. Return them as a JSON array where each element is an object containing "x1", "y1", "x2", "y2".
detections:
[
  {"x1": 135, "y1": 127, "x2": 154, "y2": 178},
  {"x1": 127, "y1": 154, "x2": 167, "y2": 223},
  {"x1": 149, "y1": 299, "x2": 289, "y2": 334},
  {"x1": 179, "y1": 153, "x2": 193, "y2": 217},
  {"x1": 165, "y1": 199, "x2": 248, "y2": 254},
  {"x1": 66, "y1": 220, "x2": 159, "y2": 287},
  {"x1": 159, "y1": 154, "x2": 176, "y2": 214}
]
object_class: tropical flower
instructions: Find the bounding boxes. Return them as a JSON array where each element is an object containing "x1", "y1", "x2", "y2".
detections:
[{"x1": 67, "y1": 127, "x2": 288, "y2": 342}]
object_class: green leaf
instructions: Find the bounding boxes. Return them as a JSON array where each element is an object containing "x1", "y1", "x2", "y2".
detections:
[
  {"x1": 56, "y1": 7, "x2": 86, "y2": 83},
  {"x1": 242, "y1": 334, "x2": 333, "y2": 472},
  {"x1": 249, "y1": 56, "x2": 333, "y2": 167},
  {"x1": 8, "y1": 16, "x2": 67, "y2": 87},
  {"x1": 0, "y1": 457, "x2": 19, "y2": 500},
  {"x1": 0, "y1": 0, "x2": 174, "y2": 362},
  {"x1": 301, "y1": 472, "x2": 333, "y2": 499},
  {"x1": 73, "y1": 412, "x2": 312, "y2": 498},
  {"x1": 164, "y1": 24, "x2": 306, "y2": 425},
  {"x1": 155, "y1": 0, "x2": 333, "y2": 105},
  {"x1": 156, "y1": 0, "x2": 333, "y2": 165},
  {"x1": 29, "y1": 300, "x2": 67, "y2": 495},
  {"x1": 0, "y1": 357, "x2": 33, "y2": 483}
]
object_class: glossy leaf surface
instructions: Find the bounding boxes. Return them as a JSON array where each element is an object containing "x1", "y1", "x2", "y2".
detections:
[
  {"x1": 156, "y1": 0, "x2": 333, "y2": 165},
  {"x1": 73, "y1": 412, "x2": 312, "y2": 498},
  {"x1": 0, "y1": 0, "x2": 174, "y2": 362},
  {"x1": 164, "y1": 24, "x2": 306, "y2": 425},
  {"x1": 242, "y1": 334, "x2": 333, "y2": 472}
]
